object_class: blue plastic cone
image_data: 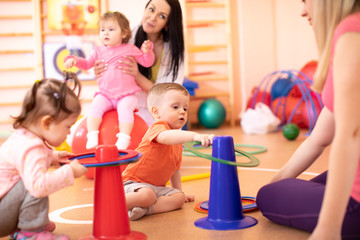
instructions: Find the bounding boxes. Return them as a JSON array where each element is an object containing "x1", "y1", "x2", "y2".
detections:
[{"x1": 194, "y1": 136, "x2": 258, "y2": 230}]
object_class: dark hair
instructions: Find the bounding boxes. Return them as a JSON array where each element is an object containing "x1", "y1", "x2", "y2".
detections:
[
  {"x1": 134, "y1": 0, "x2": 184, "y2": 82},
  {"x1": 100, "y1": 11, "x2": 132, "y2": 43},
  {"x1": 12, "y1": 71, "x2": 82, "y2": 129}
]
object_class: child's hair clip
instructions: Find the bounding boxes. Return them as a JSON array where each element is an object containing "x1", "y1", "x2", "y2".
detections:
[
  {"x1": 35, "y1": 79, "x2": 41, "y2": 84},
  {"x1": 53, "y1": 92, "x2": 59, "y2": 99}
]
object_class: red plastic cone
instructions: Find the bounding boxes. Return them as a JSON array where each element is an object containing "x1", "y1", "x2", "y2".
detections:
[{"x1": 80, "y1": 145, "x2": 146, "y2": 240}]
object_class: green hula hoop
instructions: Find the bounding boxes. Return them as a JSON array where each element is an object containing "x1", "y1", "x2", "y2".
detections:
[
  {"x1": 183, "y1": 141, "x2": 262, "y2": 167},
  {"x1": 183, "y1": 143, "x2": 267, "y2": 156}
]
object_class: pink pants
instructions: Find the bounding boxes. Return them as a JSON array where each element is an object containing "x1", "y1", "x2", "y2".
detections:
[{"x1": 88, "y1": 93, "x2": 137, "y2": 124}]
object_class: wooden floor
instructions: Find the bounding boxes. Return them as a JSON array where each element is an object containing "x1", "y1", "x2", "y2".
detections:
[{"x1": 0, "y1": 126, "x2": 329, "y2": 240}]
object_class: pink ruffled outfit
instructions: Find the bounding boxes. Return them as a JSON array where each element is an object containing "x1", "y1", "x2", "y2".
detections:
[
  {"x1": 68, "y1": 43, "x2": 154, "y2": 99},
  {"x1": 66, "y1": 43, "x2": 154, "y2": 125}
]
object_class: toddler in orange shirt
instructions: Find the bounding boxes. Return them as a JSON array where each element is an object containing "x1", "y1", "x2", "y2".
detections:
[{"x1": 122, "y1": 82, "x2": 214, "y2": 220}]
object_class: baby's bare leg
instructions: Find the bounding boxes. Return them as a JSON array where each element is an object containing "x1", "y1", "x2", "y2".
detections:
[
  {"x1": 152, "y1": 192, "x2": 186, "y2": 214},
  {"x1": 125, "y1": 187, "x2": 157, "y2": 210}
]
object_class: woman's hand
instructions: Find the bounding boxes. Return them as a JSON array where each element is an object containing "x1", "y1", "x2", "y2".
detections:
[
  {"x1": 118, "y1": 56, "x2": 154, "y2": 92},
  {"x1": 118, "y1": 56, "x2": 140, "y2": 79},
  {"x1": 94, "y1": 60, "x2": 107, "y2": 78}
]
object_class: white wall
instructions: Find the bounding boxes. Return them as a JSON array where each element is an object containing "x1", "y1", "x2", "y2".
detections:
[
  {"x1": 236, "y1": 0, "x2": 277, "y2": 113},
  {"x1": 274, "y1": 0, "x2": 318, "y2": 70},
  {"x1": 107, "y1": 0, "x2": 318, "y2": 118},
  {"x1": 236, "y1": 0, "x2": 317, "y2": 115},
  {"x1": 108, "y1": 0, "x2": 148, "y2": 29}
]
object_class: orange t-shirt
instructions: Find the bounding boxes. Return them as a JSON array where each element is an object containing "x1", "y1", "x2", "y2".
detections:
[{"x1": 122, "y1": 121, "x2": 182, "y2": 186}]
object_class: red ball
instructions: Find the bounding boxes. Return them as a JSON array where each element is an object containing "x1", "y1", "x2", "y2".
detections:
[
  {"x1": 271, "y1": 96, "x2": 322, "y2": 129},
  {"x1": 87, "y1": 5, "x2": 95, "y2": 13},
  {"x1": 246, "y1": 87, "x2": 271, "y2": 109},
  {"x1": 71, "y1": 110, "x2": 148, "y2": 179}
]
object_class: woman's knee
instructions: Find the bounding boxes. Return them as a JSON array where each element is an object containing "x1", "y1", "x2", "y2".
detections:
[
  {"x1": 256, "y1": 180, "x2": 289, "y2": 212},
  {"x1": 256, "y1": 183, "x2": 272, "y2": 208}
]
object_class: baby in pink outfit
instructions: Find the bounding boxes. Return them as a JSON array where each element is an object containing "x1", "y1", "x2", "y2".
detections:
[{"x1": 65, "y1": 11, "x2": 154, "y2": 150}]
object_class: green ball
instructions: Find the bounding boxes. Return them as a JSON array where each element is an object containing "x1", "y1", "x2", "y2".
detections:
[
  {"x1": 282, "y1": 124, "x2": 300, "y2": 140},
  {"x1": 197, "y1": 98, "x2": 226, "y2": 129}
]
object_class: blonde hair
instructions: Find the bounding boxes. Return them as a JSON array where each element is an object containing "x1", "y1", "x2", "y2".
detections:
[
  {"x1": 12, "y1": 71, "x2": 82, "y2": 129},
  {"x1": 312, "y1": 0, "x2": 360, "y2": 92},
  {"x1": 100, "y1": 11, "x2": 131, "y2": 43},
  {"x1": 147, "y1": 83, "x2": 189, "y2": 110}
]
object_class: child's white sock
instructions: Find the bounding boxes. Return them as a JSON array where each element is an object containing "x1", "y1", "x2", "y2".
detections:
[
  {"x1": 128, "y1": 206, "x2": 153, "y2": 221},
  {"x1": 86, "y1": 130, "x2": 99, "y2": 149},
  {"x1": 115, "y1": 133, "x2": 131, "y2": 150}
]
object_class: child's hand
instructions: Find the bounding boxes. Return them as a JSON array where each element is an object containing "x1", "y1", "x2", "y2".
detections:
[
  {"x1": 52, "y1": 151, "x2": 74, "y2": 168},
  {"x1": 185, "y1": 194, "x2": 195, "y2": 203},
  {"x1": 69, "y1": 159, "x2": 87, "y2": 178},
  {"x1": 64, "y1": 58, "x2": 76, "y2": 69},
  {"x1": 141, "y1": 40, "x2": 152, "y2": 54},
  {"x1": 194, "y1": 134, "x2": 214, "y2": 148},
  {"x1": 58, "y1": 151, "x2": 74, "y2": 159}
]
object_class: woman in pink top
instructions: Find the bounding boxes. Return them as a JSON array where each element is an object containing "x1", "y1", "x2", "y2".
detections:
[
  {"x1": 0, "y1": 72, "x2": 87, "y2": 240},
  {"x1": 256, "y1": 1, "x2": 360, "y2": 239},
  {"x1": 65, "y1": 12, "x2": 154, "y2": 150}
]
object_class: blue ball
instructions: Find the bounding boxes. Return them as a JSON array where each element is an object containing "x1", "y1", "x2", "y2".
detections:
[
  {"x1": 197, "y1": 99, "x2": 226, "y2": 128},
  {"x1": 270, "y1": 78, "x2": 294, "y2": 100}
]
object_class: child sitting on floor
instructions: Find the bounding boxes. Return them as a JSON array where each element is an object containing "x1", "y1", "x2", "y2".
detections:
[{"x1": 122, "y1": 82, "x2": 214, "y2": 220}]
